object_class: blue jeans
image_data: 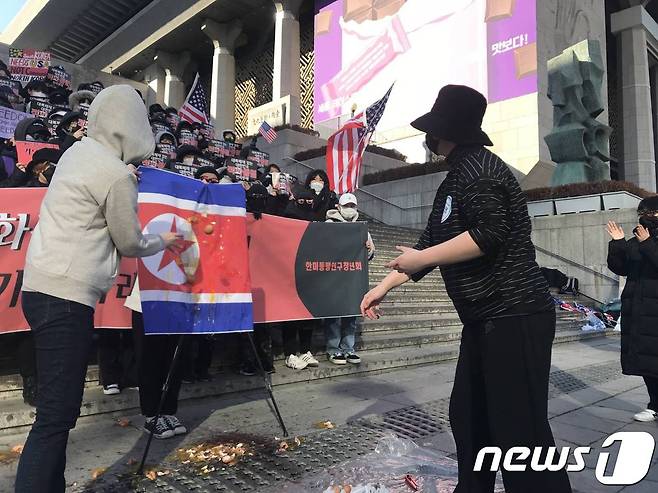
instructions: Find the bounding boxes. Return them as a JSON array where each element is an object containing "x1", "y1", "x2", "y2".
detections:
[
  {"x1": 325, "y1": 317, "x2": 357, "y2": 356},
  {"x1": 15, "y1": 292, "x2": 94, "y2": 493}
]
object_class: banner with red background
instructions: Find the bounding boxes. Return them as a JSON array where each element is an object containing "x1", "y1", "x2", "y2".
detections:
[{"x1": 1, "y1": 191, "x2": 369, "y2": 333}]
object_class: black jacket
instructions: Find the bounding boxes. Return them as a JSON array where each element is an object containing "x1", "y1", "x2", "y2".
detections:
[
  {"x1": 0, "y1": 165, "x2": 28, "y2": 188},
  {"x1": 304, "y1": 168, "x2": 338, "y2": 221},
  {"x1": 608, "y1": 237, "x2": 658, "y2": 378}
]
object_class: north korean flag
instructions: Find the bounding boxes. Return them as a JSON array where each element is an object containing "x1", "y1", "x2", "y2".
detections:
[{"x1": 137, "y1": 167, "x2": 253, "y2": 335}]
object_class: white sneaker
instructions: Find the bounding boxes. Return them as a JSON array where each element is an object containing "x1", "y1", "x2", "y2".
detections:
[
  {"x1": 634, "y1": 409, "x2": 658, "y2": 422},
  {"x1": 300, "y1": 351, "x2": 320, "y2": 367},
  {"x1": 163, "y1": 415, "x2": 187, "y2": 435},
  {"x1": 285, "y1": 354, "x2": 308, "y2": 370},
  {"x1": 103, "y1": 384, "x2": 120, "y2": 395}
]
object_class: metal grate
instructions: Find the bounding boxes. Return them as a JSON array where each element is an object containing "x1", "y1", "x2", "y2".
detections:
[{"x1": 82, "y1": 361, "x2": 623, "y2": 492}]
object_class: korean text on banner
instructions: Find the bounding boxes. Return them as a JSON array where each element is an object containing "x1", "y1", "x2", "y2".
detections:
[
  {"x1": 137, "y1": 167, "x2": 253, "y2": 335},
  {"x1": 15, "y1": 141, "x2": 60, "y2": 164},
  {"x1": 0, "y1": 188, "x2": 136, "y2": 333}
]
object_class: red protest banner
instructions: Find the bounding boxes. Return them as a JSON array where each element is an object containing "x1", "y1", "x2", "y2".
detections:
[
  {"x1": 0, "y1": 192, "x2": 369, "y2": 333},
  {"x1": 9, "y1": 48, "x2": 50, "y2": 83},
  {"x1": 15, "y1": 141, "x2": 59, "y2": 164},
  {"x1": 0, "y1": 188, "x2": 136, "y2": 333}
]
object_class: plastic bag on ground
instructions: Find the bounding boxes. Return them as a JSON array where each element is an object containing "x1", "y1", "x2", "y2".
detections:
[{"x1": 274, "y1": 434, "x2": 504, "y2": 493}]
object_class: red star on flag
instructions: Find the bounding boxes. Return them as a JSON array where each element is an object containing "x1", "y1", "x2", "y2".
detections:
[{"x1": 157, "y1": 217, "x2": 196, "y2": 272}]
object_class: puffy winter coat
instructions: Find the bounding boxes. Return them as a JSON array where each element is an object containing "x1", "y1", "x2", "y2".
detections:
[{"x1": 608, "y1": 237, "x2": 658, "y2": 378}]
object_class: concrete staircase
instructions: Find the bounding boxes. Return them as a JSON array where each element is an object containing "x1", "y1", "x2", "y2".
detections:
[{"x1": 0, "y1": 223, "x2": 616, "y2": 433}]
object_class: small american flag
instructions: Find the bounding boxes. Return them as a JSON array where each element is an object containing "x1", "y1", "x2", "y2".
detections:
[
  {"x1": 326, "y1": 84, "x2": 393, "y2": 194},
  {"x1": 259, "y1": 121, "x2": 278, "y2": 143},
  {"x1": 179, "y1": 73, "x2": 208, "y2": 124}
]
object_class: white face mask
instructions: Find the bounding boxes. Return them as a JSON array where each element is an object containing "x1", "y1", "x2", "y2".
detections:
[
  {"x1": 340, "y1": 206, "x2": 358, "y2": 220},
  {"x1": 310, "y1": 181, "x2": 324, "y2": 195},
  {"x1": 183, "y1": 155, "x2": 195, "y2": 165}
]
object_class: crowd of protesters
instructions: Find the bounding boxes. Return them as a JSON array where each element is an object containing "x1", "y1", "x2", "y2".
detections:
[{"x1": 0, "y1": 59, "x2": 375, "y2": 444}]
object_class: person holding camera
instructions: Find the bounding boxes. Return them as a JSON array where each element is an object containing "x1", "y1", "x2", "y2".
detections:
[{"x1": 607, "y1": 196, "x2": 658, "y2": 422}]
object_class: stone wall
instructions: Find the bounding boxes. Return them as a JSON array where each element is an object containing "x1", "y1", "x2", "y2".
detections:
[
  {"x1": 536, "y1": 0, "x2": 609, "y2": 166},
  {"x1": 531, "y1": 208, "x2": 634, "y2": 303}
]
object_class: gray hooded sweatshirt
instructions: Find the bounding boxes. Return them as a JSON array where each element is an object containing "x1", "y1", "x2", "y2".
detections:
[{"x1": 23, "y1": 85, "x2": 165, "y2": 308}]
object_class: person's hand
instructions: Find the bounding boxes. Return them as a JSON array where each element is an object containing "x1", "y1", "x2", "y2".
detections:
[
  {"x1": 386, "y1": 246, "x2": 426, "y2": 275},
  {"x1": 360, "y1": 283, "x2": 389, "y2": 319},
  {"x1": 635, "y1": 224, "x2": 651, "y2": 243},
  {"x1": 366, "y1": 239, "x2": 374, "y2": 253},
  {"x1": 73, "y1": 128, "x2": 85, "y2": 139},
  {"x1": 160, "y1": 232, "x2": 185, "y2": 252},
  {"x1": 126, "y1": 164, "x2": 142, "y2": 181},
  {"x1": 606, "y1": 221, "x2": 625, "y2": 241}
]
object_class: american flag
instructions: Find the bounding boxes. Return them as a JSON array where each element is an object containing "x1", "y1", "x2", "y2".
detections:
[
  {"x1": 179, "y1": 73, "x2": 209, "y2": 124},
  {"x1": 259, "y1": 121, "x2": 278, "y2": 143},
  {"x1": 326, "y1": 85, "x2": 393, "y2": 194}
]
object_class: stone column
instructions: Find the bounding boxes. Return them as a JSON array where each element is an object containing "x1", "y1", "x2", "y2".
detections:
[
  {"x1": 612, "y1": 6, "x2": 656, "y2": 191},
  {"x1": 273, "y1": 0, "x2": 303, "y2": 125},
  {"x1": 141, "y1": 63, "x2": 166, "y2": 107},
  {"x1": 155, "y1": 50, "x2": 191, "y2": 109},
  {"x1": 201, "y1": 19, "x2": 242, "y2": 135}
]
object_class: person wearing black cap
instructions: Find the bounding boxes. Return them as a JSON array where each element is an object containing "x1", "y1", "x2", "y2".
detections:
[
  {"x1": 55, "y1": 111, "x2": 85, "y2": 151},
  {"x1": 361, "y1": 85, "x2": 572, "y2": 493},
  {"x1": 194, "y1": 166, "x2": 221, "y2": 184},
  {"x1": 24, "y1": 148, "x2": 62, "y2": 187},
  {"x1": 0, "y1": 119, "x2": 53, "y2": 187}
]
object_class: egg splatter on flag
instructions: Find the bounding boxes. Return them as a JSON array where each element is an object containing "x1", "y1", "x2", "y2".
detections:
[{"x1": 136, "y1": 167, "x2": 253, "y2": 335}]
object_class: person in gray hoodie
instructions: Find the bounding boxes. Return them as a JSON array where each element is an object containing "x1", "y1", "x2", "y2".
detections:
[{"x1": 15, "y1": 85, "x2": 183, "y2": 493}]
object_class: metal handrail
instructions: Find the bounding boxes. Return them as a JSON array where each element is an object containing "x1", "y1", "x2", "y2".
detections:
[
  {"x1": 534, "y1": 245, "x2": 619, "y2": 283},
  {"x1": 283, "y1": 156, "x2": 435, "y2": 211}
]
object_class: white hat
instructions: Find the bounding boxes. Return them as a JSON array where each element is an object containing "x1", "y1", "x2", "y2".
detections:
[{"x1": 339, "y1": 193, "x2": 357, "y2": 206}]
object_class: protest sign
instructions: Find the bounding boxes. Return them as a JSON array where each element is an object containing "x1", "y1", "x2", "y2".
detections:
[
  {"x1": 199, "y1": 123, "x2": 214, "y2": 140},
  {"x1": 178, "y1": 129, "x2": 197, "y2": 147},
  {"x1": 0, "y1": 77, "x2": 22, "y2": 96},
  {"x1": 170, "y1": 162, "x2": 199, "y2": 178},
  {"x1": 156, "y1": 142, "x2": 176, "y2": 159},
  {"x1": 226, "y1": 158, "x2": 258, "y2": 182},
  {"x1": 141, "y1": 152, "x2": 169, "y2": 169},
  {"x1": 9, "y1": 48, "x2": 50, "y2": 83},
  {"x1": 246, "y1": 150, "x2": 269, "y2": 167},
  {"x1": 272, "y1": 172, "x2": 297, "y2": 195},
  {"x1": 207, "y1": 139, "x2": 242, "y2": 159},
  {"x1": 151, "y1": 121, "x2": 169, "y2": 136},
  {"x1": 29, "y1": 99, "x2": 55, "y2": 120},
  {"x1": 137, "y1": 168, "x2": 253, "y2": 334},
  {"x1": 0, "y1": 107, "x2": 31, "y2": 139},
  {"x1": 0, "y1": 188, "x2": 138, "y2": 333},
  {"x1": 88, "y1": 82, "x2": 104, "y2": 95},
  {"x1": 15, "y1": 141, "x2": 60, "y2": 164},
  {"x1": 247, "y1": 214, "x2": 369, "y2": 322},
  {"x1": 78, "y1": 103, "x2": 90, "y2": 119},
  {"x1": 45, "y1": 66, "x2": 71, "y2": 89}
]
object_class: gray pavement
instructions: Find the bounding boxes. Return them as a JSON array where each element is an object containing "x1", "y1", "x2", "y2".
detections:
[{"x1": 1, "y1": 338, "x2": 657, "y2": 492}]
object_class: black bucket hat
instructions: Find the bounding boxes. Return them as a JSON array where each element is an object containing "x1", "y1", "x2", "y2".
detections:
[{"x1": 411, "y1": 85, "x2": 493, "y2": 146}]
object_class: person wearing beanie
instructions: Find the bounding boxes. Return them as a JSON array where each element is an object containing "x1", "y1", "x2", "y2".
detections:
[
  {"x1": 14, "y1": 85, "x2": 184, "y2": 493},
  {"x1": 607, "y1": 196, "x2": 658, "y2": 424},
  {"x1": 194, "y1": 165, "x2": 220, "y2": 184},
  {"x1": 48, "y1": 88, "x2": 70, "y2": 107},
  {"x1": 149, "y1": 103, "x2": 165, "y2": 118},
  {"x1": 175, "y1": 144, "x2": 202, "y2": 164},
  {"x1": 361, "y1": 85, "x2": 572, "y2": 493},
  {"x1": 222, "y1": 129, "x2": 236, "y2": 143}
]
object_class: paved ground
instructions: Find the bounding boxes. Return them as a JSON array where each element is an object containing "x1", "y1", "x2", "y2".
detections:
[{"x1": 1, "y1": 337, "x2": 657, "y2": 492}]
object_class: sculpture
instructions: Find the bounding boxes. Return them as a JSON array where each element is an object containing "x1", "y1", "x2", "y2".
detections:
[{"x1": 545, "y1": 39, "x2": 611, "y2": 185}]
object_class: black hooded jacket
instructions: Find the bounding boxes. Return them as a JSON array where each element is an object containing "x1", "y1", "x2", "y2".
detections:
[
  {"x1": 284, "y1": 187, "x2": 317, "y2": 221},
  {"x1": 304, "y1": 168, "x2": 338, "y2": 221}
]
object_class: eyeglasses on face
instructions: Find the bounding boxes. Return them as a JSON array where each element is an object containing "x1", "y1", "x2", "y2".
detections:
[{"x1": 297, "y1": 199, "x2": 314, "y2": 205}]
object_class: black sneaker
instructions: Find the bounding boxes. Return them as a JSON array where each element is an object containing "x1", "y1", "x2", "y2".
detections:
[
  {"x1": 346, "y1": 353, "x2": 361, "y2": 364},
  {"x1": 143, "y1": 416, "x2": 174, "y2": 439},
  {"x1": 264, "y1": 365, "x2": 276, "y2": 374},
  {"x1": 239, "y1": 364, "x2": 257, "y2": 376},
  {"x1": 328, "y1": 353, "x2": 347, "y2": 365}
]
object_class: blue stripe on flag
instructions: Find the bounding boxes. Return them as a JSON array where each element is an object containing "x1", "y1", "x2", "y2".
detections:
[
  {"x1": 138, "y1": 167, "x2": 246, "y2": 209},
  {"x1": 142, "y1": 301, "x2": 253, "y2": 335}
]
